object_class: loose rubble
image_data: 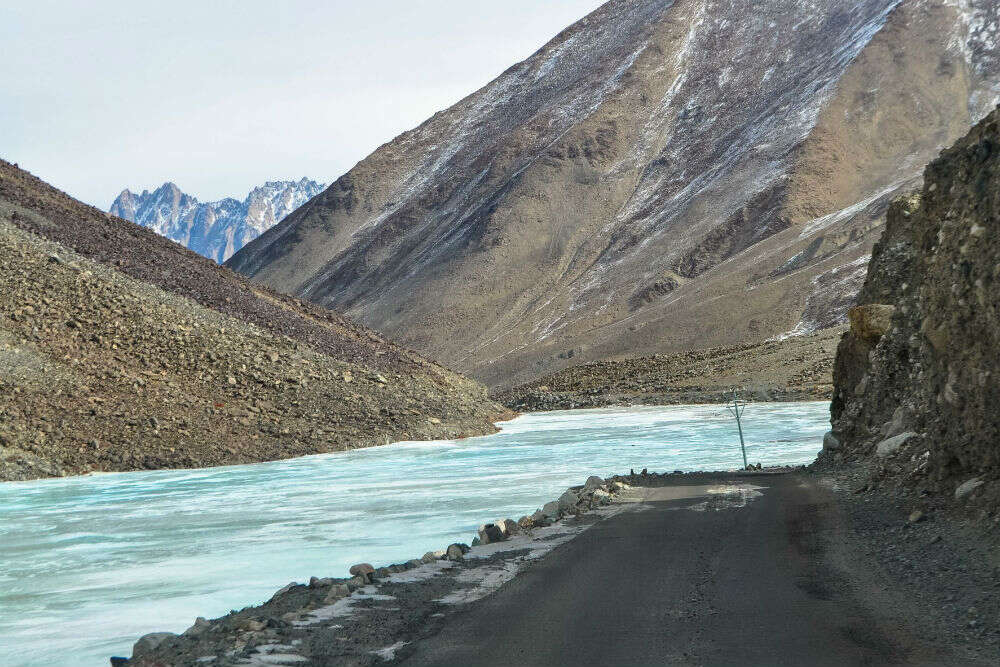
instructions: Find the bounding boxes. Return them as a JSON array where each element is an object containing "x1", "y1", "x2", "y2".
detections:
[{"x1": 123, "y1": 474, "x2": 634, "y2": 666}]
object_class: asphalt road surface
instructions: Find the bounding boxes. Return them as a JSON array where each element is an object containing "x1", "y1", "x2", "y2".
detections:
[{"x1": 399, "y1": 473, "x2": 984, "y2": 666}]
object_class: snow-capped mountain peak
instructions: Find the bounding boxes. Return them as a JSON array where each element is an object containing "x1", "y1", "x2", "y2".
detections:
[{"x1": 109, "y1": 178, "x2": 326, "y2": 262}]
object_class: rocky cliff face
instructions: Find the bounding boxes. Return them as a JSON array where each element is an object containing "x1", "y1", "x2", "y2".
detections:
[
  {"x1": 826, "y1": 106, "x2": 1000, "y2": 503},
  {"x1": 110, "y1": 179, "x2": 325, "y2": 262},
  {"x1": 227, "y1": 0, "x2": 1000, "y2": 387},
  {"x1": 0, "y1": 160, "x2": 508, "y2": 481}
]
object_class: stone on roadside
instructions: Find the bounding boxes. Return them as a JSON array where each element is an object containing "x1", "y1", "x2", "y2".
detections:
[
  {"x1": 908, "y1": 510, "x2": 926, "y2": 524},
  {"x1": 182, "y1": 617, "x2": 210, "y2": 637},
  {"x1": 421, "y1": 550, "x2": 445, "y2": 563},
  {"x1": 347, "y1": 574, "x2": 368, "y2": 588},
  {"x1": 405, "y1": 559, "x2": 423, "y2": 569},
  {"x1": 875, "y1": 431, "x2": 917, "y2": 458},
  {"x1": 542, "y1": 501, "x2": 561, "y2": 519},
  {"x1": 557, "y1": 489, "x2": 578, "y2": 511},
  {"x1": 496, "y1": 518, "x2": 520, "y2": 537},
  {"x1": 324, "y1": 584, "x2": 350, "y2": 603},
  {"x1": 239, "y1": 618, "x2": 267, "y2": 633},
  {"x1": 446, "y1": 543, "x2": 466, "y2": 561},
  {"x1": 584, "y1": 475, "x2": 605, "y2": 490},
  {"x1": 955, "y1": 477, "x2": 984, "y2": 500},
  {"x1": 132, "y1": 632, "x2": 177, "y2": 658},
  {"x1": 349, "y1": 563, "x2": 375, "y2": 577},
  {"x1": 517, "y1": 515, "x2": 534, "y2": 529},
  {"x1": 477, "y1": 523, "x2": 504, "y2": 545}
]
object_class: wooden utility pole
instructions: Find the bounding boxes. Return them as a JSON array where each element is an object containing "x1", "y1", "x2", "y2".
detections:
[{"x1": 727, "y1": 387, "x2": 748, "y2": 469}]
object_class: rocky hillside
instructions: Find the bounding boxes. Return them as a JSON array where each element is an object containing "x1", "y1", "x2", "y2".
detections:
[
  {"x1": 499, "y1": 327, "x2": 841, "y2": 411},
  {"x1": 824, "y1": 105, "x2": 1000, "y2": 507},
  {"x1": 227, "y1": 0, "x2": 1000, "y2": 388},
  {"x1": 110, "y1": 179, "x2": 325, "y2": 262},
  {"x1": 0, "y1": 160, "x2": 510, "y2": 482}
]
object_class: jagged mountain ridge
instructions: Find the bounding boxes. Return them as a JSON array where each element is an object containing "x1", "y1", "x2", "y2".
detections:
[
  {"x1": 111, "y1": 178, "x2": 326, "y2": 262},
  {"x1": 228, "y1": 0, "x2": 1000, "y2": 388}
]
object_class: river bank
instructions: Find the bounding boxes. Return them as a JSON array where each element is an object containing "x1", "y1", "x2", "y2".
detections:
[
  {"x1": 124, "y1": 466, "x2": 1000, "y2": 666},
  {"x1": 495, "y1": 327, "x2": 840, "y2": 412}
]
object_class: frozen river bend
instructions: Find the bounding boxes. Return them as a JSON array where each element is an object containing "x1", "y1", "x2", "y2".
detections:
[{"x1": 0, "y1": 402, "x2": 829, "y2": 666}]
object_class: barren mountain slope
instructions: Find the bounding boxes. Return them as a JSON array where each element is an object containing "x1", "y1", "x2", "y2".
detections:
[
  {"x1": 229, "y1": 0, "x2": 1000, "y2": 388},
  {"x1": 0, "y1": 160, "x2": 509, "y2": 482}
]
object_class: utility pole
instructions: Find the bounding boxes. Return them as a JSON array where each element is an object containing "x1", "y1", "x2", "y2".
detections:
[{"x1": 726, "y1": 387, "x2": 748, "y2": 469}]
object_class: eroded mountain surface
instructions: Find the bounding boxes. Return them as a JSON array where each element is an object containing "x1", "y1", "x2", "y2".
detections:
[{"x1": 227, "y1": 0, "x2": 1000, "y2": 388}]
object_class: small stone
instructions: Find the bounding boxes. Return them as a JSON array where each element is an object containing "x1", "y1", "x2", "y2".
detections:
[
  {"x1": 421, "y1": 550, "x2": 445, "y2": 563},
  {"x1": 908, "y1": 510, "x2": 926, "y2": 524},
  {"x1": 955, "y1": 477, "x2": 984, "y2": 500},
  {"x1": 875, "y1": 432, "x2": 917, "y2": 458},
  {"x1": 375, "y1": 567, "x2": 391, "y2": 578},
  {"x1": 349, "y1": 563, "x2": 375, "y2": 578},
  {"x1": 477, "y1": 523, "x2": 504, "y2": 545},
  {"x1": 239, "y1": 618, "x2": 267, "y2": 632},
  {"x1": 323, "y1": 584, "x2": 350, "y2": 603}
]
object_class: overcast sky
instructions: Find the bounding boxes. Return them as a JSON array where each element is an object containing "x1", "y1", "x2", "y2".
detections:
[{"x1": 1, "y1": 1, "x2": 606, "y2": 209}]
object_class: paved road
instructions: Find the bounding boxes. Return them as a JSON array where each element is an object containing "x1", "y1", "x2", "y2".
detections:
[{"x1": 399, "y1": 474, "x2": 979, "y2": 666}]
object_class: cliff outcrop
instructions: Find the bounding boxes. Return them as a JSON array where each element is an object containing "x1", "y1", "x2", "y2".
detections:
[{"x1": 827, "y1": 107, "x2": 1000, "y2": 505}]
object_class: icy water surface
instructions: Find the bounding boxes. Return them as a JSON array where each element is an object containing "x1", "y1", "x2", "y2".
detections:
[{"x1": 0, "y1": 402, "x2": 829, "y2": 666}]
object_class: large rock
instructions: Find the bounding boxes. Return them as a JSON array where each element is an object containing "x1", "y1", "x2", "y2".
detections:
[
  {"x1": 349, "y1": 563, "x2": 375, "y2": 577},
  {"x1": 496, "y1": 518, "x2": 520, "y2": 537},
  {"x1": 584, "y1": 475, "x2": 605, "y2": 490},
  {"x1": 875, "y1": 432, "x2": 917, "y2": 458}
]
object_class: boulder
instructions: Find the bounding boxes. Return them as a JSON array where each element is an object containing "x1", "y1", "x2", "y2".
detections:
[
  {"x1": 541, "y1": 501, "x2": 561, "y2": 519},
  {"x1": 557, "y1": 490, "x2": 578, "y2": 511},
  {"x1": 584, "y1": 475, "x2": 605, "y2": 490},
  {"x1": 955, "y1": 477, "x2": 984, "y2": 500},
  {"x1": 477, "y1": 523, "x2": 504, "y2": 545},
  {"x1": 496, "y1": 518, "x2": 520, "y2": 537},
  {"x1": 446, "y1": 543, "x2": 466, "y2": 561},
  {"x1": 348, "y1": 563, "x2": 375, "y2": 578},
  {"x1": 182, "y1": 617, "x2": 210, "y2": 637},
  {"x1": 324, "y1": 584, "x2": 350, "y2": 603},
  {"x1": 347, "y1": 574, "x2": 368, "y2": 589},
  {"x1": 822, "y1": 431, "x2": 841, "y2": 451},
  {"x1": 875, "y1": 432, "x2": 917, "y2": 458},
  {"x1": 132, "y1": 632, "x2": 177, "y2": 658},
  {"x1": 405, "y1": 559, "x2": 423, "y2": 569},
  {"x1": 239, "y1": 618, "x2": 268, "y2": 633},
  {"x1": 421, "y1": 549, "x2": 446, "y2": 563},
  {"x1": 517, "y1": 515, "x2": 534, "y2": 529}
]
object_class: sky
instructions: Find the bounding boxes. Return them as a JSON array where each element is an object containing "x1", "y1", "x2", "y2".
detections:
[{"x1": 1, "y1": 1, "x2": 607, "y2": 209}]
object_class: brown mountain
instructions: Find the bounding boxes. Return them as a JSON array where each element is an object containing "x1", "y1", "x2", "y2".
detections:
[
  {"x1": 227, "y1": 0, "x2": 1000, "y2": 388},
  {"x1": 0, "y1": 160, "x2": 509, "y2": 481}
]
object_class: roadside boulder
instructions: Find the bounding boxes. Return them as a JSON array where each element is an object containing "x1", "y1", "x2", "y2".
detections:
[
  {"x1": 496, "y1": 518, "x2": 520, "y2": 537},
  {"x1": 446, "y1": 543, "x2": 467, "y2": 561},
  {"x1": 517, "y1": 515, "x2": 534, "y2": 529},
  {"x1": 557, "y1": 490, "x2": 578, "y2": 511},
  {"x1": 182, "y1": 617, "x2": 210, "y2": 637},
  {"x1": 349, "y1": 563, "x2": 375, "y2": 582},
  {"x1": 132, "y1": 632, "x2": 177, "y2": 658},
  {"x1": 421, "y1": 550, "x2": 446, "y2": 563},
  {"x1": 324, "y1": 584, "x2": 351, "y2": 603},
  {"x1": 584, "y1": 475, "x2": 605, "y2": 490},
  {"x1": 477, "y1": 523, "x2": 504, "y2": 545},
  {"x1": 542, "y1": 501, "x2": 561, "y2": 519},
  {"x1": 875, "y1": 432, "x2": 917, "y2": 458}
]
